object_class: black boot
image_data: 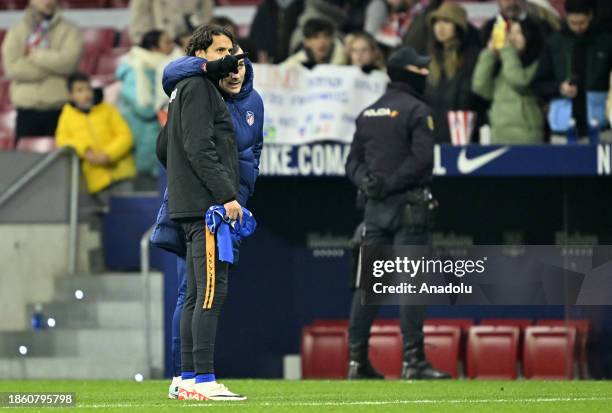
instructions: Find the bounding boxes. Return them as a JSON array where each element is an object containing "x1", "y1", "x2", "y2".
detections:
[
  {"x1": 347, "y1": 359, "x2": 385, "y2": 380},
  {"x1": 401, "y1": 346, "x2": 451, "y2": 380}
]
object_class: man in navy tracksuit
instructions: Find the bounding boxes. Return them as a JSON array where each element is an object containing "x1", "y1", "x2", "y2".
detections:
[{"x1": 154, "y1": 34, "x2": 263, "y2": 400}]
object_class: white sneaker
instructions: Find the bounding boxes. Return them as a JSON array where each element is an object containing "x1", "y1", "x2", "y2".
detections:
[
  {"x1": 193, "y1": 381, "x2": 247, "y2": 401},
  {"x1": 177, "y1": 378, "x2": 195, "y2": 400},
  {"x1": 168, "y1": 376, "x2": 181, "y2": 399}
]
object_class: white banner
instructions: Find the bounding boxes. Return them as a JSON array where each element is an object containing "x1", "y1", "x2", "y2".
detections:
[{"x1": 253, "y1": 64, "x2": 389, "y2": 145}]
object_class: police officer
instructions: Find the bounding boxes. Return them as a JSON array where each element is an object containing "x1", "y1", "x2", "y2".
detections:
[{"x1": 345, "y1": 46, "x2": 450, "y2": 380}]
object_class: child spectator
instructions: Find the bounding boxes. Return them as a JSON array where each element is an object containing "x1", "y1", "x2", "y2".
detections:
[{"x1": 55, "y1": 73, "x2": 135, "y2": 197}]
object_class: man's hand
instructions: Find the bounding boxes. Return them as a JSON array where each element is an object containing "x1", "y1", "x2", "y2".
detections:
[
  {"x1": 360, "y1": 174, "x2": 387, "y2": 200},
  {"x1": 223, "y1": 200, "x2": 243, "y2": 223},
  {"x1": 204, "y1": 53, "x2": 248, "y2": 78},
  {"x1": 560, "y1": 81, "x2": 578, "y2": 99}
]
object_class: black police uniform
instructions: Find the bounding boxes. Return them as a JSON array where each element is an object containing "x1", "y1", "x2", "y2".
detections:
[{"x1": 345, "y1": 52, "x2": 450, "y2": 380}]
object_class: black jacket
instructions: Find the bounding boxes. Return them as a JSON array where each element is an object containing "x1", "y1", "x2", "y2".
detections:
[
  {"x1": 156, "y1": 76, "x2": 239, "y2": 220},
  {"x1": 346, "y1": 82, "x2": 434, "y2": 229}
]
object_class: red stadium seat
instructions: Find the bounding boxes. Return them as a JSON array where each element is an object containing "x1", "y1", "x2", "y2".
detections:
[
  {"x1": 467, "y1": 326, "x2": 519, "y2": 379},
  {"x1": 301, "y1": 325, "x2": 347, "y2": 379},
  {"x1": 94, "y1": 48, "x2": 128, "y2": 76},
  {"x1": 424, "y1": 325, "x2": 461, "y2": 378},
  {"x1": 82, "y1": 28, "x2": 117, "y2": 54},
  {"x1": 523, "y1": 326, "x2": 576, "y2": 380},
  {"x1": 0, "y1": 109, "x2": 16, "y2": 150},
  {"x1": 59, "y1": 0, "x2": 108, "y2": 8},
  {"x1": 311, "y1": 319, "x2": 348, "y2": 328},
  {"x1": 369, "y1": 323, "x2": 402, "y2": 378},
  {"x1": 1, "y1": 0, "x2": 29, "y2": 10},
  {"x1": 425, "y1": 318, "x2": 474, "y2": 375},
  {"x1": 0, "y1": 79, "x2": 12, "y2": 109},
  {"x1": 537, "y1": 320, "x2": 589, "y2": 378},
  {"x1": 480, "y1": 318, "x2": 533, "y2": 372},
  {"x1": 16, "y1": 136, "x2": 56, "y2": 153},
  {"x1": 118, "y1": 27, "x2": 133, "y2": 48}
]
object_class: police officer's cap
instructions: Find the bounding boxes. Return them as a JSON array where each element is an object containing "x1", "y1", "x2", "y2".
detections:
[{"x1": 386, "y1": 47, "x2": 431, "y2": 69}]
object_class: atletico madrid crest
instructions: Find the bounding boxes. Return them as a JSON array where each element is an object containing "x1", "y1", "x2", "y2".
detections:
[{"x1": 246, "y1": 111, "x2": 255, "y2": 126}]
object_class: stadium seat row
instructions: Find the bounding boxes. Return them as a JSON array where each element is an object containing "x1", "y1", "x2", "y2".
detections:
[
  {"x1": 0, "y1": 0, "x2": 263, "y2": 9},
  {"x1": 301, "y1": 318, "x2": 589, "y2": 380}
]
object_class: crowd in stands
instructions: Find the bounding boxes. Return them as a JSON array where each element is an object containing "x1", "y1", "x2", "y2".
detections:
[{"x1": 1, "y1": 0, "x2": 612, "y2": 193}]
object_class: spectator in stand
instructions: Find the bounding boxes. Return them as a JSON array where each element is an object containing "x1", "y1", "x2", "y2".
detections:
[
  {"x1": 210, "y1": 16, "x2": 259, "y2": 62},
  {"x1": 472, "y1": 18, "x2": 545, "y2": 144},
  {"x1": 345, "y1": 32, "x2": 385, "y2": 72},
  {"x1": 403, "y1": 0, "x2": 482, "y2": 55},
  {"x1": 116, "y1": 30, "x2": 174, "y2": 189},
  {"x1": 531, "y1": 0, "x2": 612, "y2": 140},
  {"x1": 56, "y1": 73, "x2": 135, "y2": 199},
  {"x1": 289, "y1": 0, "x2": 347, "y2": 54},
  {"x1": 364, "y1": 0, "x2": 415, "y2": 50},
  {"x1": 1, "y1": 0, "x2": 81, "y2": 146},
  {"x1": 423, "y1": 2, "x2": 482, "y2": 143},
  {"x1": 283, "y1": 18, "x2": 347, "y2": 67},
  {"x1": 248, "y1": 0, "x2": 304, "y2": 63},
  {"x1": 129, "y1": 0, "x2": 213, "y2": 45},
  {"x1": 480, "y1": 0, "x2": 559, "y2": 45}
]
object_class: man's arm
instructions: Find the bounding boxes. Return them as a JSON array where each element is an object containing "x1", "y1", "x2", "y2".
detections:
[
  {"x1": 384, "y1": 107, "x2": 434, "y2": 194},
  {"x1": 156, "y1": 125, "x2": 168, "y2": 168},
  {"x1": 1, "y1": 27, "x2": 50, "y2": 81},
  {"x1": 28, "y1": 24, "x2": 82, "y2": 76},
  {"x1": 252, "y1": 98, "x2": 264, "y2": 182},
  {"x1": 180, "y1": 79, "x2": 237, "y2": 204},
  {"x1": 345, "y1": 119, "x2": 369, "y2": 188}
]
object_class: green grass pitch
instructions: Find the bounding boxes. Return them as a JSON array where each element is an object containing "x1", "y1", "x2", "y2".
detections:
[{"x1": 0, "y1": 380, "x2": 611, "y2": 412}]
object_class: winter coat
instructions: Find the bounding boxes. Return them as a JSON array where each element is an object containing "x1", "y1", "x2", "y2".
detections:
[
  {"x1": 128, "y1": 0, "x2": 213, "y2": 44},
  {"x1": 472, "y1": 46, "x2": 544, "y2": 144},
  {"x1": 1, "y1": 7, "x2": 81, "y2": 110},
  {"x1": 55, "y1": 101, "x2": 136, "y2": 194}
]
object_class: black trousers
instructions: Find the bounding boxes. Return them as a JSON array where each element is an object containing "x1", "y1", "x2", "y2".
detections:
[
  {"x1": 15, "y1": 108, "x2": 62, "y2": 144},
  {"x1": 348, "y1": 223, "x2": 428, "y2": 360},
  {"x1": 180, "y1": 220, "x2": 229, "y2": 375}
]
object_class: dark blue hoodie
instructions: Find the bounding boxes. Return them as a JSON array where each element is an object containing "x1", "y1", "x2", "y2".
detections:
[{"x1": 162, "y1": 56, "x2": 264, "y2": 206}]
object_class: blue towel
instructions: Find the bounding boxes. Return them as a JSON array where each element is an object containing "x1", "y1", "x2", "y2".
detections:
[{"x1": 205, "y1": 205, "x2": 256, "y2": 263}]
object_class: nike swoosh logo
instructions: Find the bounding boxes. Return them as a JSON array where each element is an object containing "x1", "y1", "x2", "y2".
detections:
[{"x1": 457, "y1": 147, "x2": 510, "y2": 174}]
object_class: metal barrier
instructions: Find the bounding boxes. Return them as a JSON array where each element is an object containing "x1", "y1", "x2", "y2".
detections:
[
  {"x1": 0, "y1": 147, "x2": 80, "y2": 274},
  {"x1": 140, "y1": 224, "x2": 155, "y2": 378}
]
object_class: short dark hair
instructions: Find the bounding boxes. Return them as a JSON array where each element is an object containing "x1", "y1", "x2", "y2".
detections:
[
  {"x1": 185, "y1": 25, "x2": 236, "y2": 56},
  {"x1": 565, "y1": 0, "x2": 594, "y2": 14},
  {"x1": 67, "y1": 73, "x2": 90, "y2": 92},
  {"x1": 140, "y1": 30, "x2": 164, "y2": 51},
  {"x1": 303, "y1": 18, "x2": 334, "y2": 39}
]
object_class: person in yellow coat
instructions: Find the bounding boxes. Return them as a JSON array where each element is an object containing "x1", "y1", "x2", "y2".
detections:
[{"x1": 56, "y1": 73, "x2": 136, "y2": 199}]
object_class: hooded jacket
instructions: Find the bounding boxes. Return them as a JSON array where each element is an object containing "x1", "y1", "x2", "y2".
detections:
[
  {"x1": 55, "y1": 95, "x2": 136, "y2": 194},
  {"x1": 1, "y1": 7, "x2": 81, "y2": 110},
  {"x1": 162, "y1": 56, "x2": 264, "y2": 206}
]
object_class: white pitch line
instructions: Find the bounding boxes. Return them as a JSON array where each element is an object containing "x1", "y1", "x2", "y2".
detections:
[{"x1": 29, "y1": 396, "x2": 612, "y2": 409}]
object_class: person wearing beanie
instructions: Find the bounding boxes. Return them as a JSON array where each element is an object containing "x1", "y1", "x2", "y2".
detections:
[
  {"x1": 345, "y1": 46, "x2": 451, "y2": 381},
  {"x1": 424, "y1": 2, "x2": 483, "y2": 143}
]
